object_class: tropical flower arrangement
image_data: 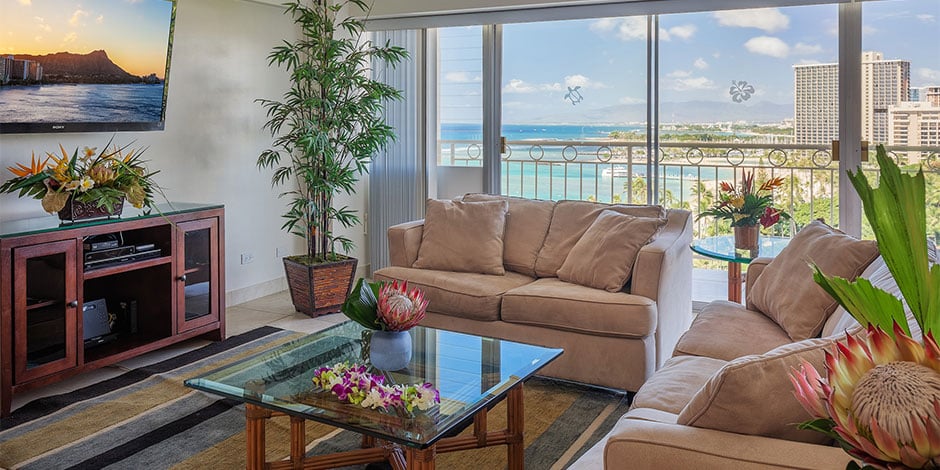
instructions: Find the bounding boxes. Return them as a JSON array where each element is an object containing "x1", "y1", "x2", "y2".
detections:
[
  {"x1": 698, "y1": 170, "x2": 790, "y2": 228},
  {"x1": 0, "y1": 140, "x2": 159, "y2": 215},
  {"x1": 342, "y1": 279, "x2": 429, "y2": 332},
  {"x1": 312, "y1": 362, "x2": 440, "y2": 415},
  {"x1": 789, "y1": 145, "x2": 940, "y2": 469}
]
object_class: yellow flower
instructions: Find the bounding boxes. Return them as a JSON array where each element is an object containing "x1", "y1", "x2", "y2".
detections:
[
  {"x1": 82, "y1": 147, "x2": 97, "y2": 160},
  {"x1": 63, "y1": 180, "x2": 81, "y2": 191},
  {"x1": 732, "y1": 213, "x2": 747, "y2": 222},
  {"x1": 729, "y1": 195, "x2": 745, "y2": 209}
]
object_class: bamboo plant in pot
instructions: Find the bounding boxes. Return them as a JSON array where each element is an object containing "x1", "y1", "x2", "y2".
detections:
[{"x1": 257, "y1": 0, "x2": 407, "y2": 317}]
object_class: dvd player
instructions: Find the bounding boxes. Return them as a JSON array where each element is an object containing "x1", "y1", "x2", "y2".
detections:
[{"x1": 83, "y1": 248, "x2": 162, "y2": 271}]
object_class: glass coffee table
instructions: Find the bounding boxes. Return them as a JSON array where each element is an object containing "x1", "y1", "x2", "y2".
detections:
[
  {"x1": 691, "y1": 235, "x2": 790, "y2": 303},
  {"x1": 184, "y1": 321, "x2": 562, "y2": 470}
]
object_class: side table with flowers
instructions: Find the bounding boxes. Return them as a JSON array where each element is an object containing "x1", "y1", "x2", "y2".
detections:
[
  {"x1": 0, "y1": 140, "x2": 160, "y2": 222},
  {"x1": 698, "y1": 170, "x2": 790, "y2": 251}
]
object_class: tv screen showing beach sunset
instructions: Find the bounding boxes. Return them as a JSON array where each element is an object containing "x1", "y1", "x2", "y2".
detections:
[{"x1": 0, "y1": 0, "x2": 175, "y2": 132}]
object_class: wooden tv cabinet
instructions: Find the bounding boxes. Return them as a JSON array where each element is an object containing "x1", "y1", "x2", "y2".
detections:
[{"x1": 0, "y1": 203, "x2": 225, "y2": 418}]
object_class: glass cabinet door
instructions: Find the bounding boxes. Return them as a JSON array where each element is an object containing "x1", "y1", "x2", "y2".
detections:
[
  {"x1": 13, "y1": 239, "x2": 78, "y2": 383},
  {"x1": 177, "y1": 218, "x2": 219, "y2": 332}
]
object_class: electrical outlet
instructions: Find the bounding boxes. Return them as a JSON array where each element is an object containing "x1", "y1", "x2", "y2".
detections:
[{"x1": 240, "y1": 253, "x2": 255, "y2": 265}]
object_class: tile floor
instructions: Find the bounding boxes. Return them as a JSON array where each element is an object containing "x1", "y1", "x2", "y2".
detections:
[{"x1": 10, "y1": 269, "x2": 731, "y2": 413}]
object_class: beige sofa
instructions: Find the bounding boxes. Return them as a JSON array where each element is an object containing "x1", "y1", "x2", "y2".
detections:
[
  {"x1": 573, "y1": 221, "x2": 895, "y2": 469},
  {"x1": 373, "y1": 194, "x2": 693, "y2": 392}
]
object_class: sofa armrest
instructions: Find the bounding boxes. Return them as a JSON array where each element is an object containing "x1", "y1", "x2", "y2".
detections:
[
  {"x1": 745, "y1": 257, "x2": 774, "y2": 311},
  {"x1": 631, "y1": 209, "x2": 693, "y2": 368},
  {"x1": 387, "y1": 219, "x2": 425, "y2": 267},
  {"x1": 602, "y1": 417, "x2": 851, "y2": 470}
]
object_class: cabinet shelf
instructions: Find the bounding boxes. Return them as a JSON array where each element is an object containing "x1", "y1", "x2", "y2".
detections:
[
  {"x1": 25, "y1": 299, "x2": 58, "y2": 311},
  {"x1": 83, "y1": 256, "x2": 172, "y2": 280},
  {"x1": 1, "y1": 205, "x2": 225, "y2": 418}
]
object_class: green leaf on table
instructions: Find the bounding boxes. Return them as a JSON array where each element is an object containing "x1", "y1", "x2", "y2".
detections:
[{"x1": 341, "y1": 278, "x2": 382, "y2": 330}]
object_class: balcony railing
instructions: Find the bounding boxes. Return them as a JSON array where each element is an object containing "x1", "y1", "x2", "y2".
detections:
[{"x1": 439, "y1": 139, "x2": 940, "y2": 239}]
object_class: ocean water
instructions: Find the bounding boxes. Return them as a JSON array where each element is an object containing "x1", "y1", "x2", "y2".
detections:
[
  {"x1": 0, "y1": 83, "x2": 164, "y2": 122},
  {"x1": 440, "y1": 122, "x2": 735, "y2": 203}
]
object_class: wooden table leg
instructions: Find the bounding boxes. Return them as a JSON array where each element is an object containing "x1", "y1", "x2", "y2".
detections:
[
  {"x1": 405, "y1": 446, "x2": 436, "y2": 470},
  {"x1": 506, "y1": 384, "x2": 525, "y2": 470},
  {"x1": 245, "y1": 404, "x2": 269, "y2": 470},
  {"x1": 727, "y1": 261, "x2": 743, "y2": 303},
  {"x1": 290, "y1": 416, "x2": 305, "y2": 469}
]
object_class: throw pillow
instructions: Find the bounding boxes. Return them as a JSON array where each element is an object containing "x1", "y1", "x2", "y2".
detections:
[
  {"x1": 412, "y1": 199, "x2": 509, "y2": 275},
  {"x1": 677, "y1": 333, "x2": 862, "y2": 444},
  {"x1": 534, "y1": 200, "x2": 666, "y2": 277},
  {"x1": 461, "y1": 193, "x2": 556, "y2": 277},
  {"x1": 749, "y1": 220, "x2": 879, "y2": 341},
  {"x1": 556, "y1": 210, "x2": 666, "y2": 292}
]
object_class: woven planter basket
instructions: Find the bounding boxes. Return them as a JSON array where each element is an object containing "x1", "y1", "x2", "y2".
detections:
[{"x1": 283, "y1": 255, "x2": 358, "y2": 317}]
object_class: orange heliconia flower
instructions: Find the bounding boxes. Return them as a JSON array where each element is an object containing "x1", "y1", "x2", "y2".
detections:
[{"x1": 7, "y1": 152, "x2": 49, "y2": 178}]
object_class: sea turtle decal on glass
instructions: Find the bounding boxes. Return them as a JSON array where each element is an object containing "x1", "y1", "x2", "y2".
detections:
[
  {"x1": 729, "y1": 80, "x2": 755, "y2": 103},
  {"x1": 564, "y1": 86, "x2": 584, "y2": 105}
]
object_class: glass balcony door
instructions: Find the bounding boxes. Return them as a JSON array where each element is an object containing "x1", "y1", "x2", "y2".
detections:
[{"x1": 861, "y1": 0, "x2": 940, "y2": 240}]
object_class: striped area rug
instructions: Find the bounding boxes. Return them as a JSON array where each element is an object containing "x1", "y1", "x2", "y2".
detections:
[{"x1": 0, "y1": 327, "x2": 630, "y2": 470}]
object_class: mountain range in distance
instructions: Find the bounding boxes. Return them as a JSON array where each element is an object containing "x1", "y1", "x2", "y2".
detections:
[
  {"x1": 8, "y1": 50, "x2": 162, "y2": 85},
  {"x1": 517, "y1": 100, "x2": 793, "y2": 125}
]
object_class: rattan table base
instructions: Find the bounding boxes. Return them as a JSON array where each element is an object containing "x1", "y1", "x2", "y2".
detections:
[{"x1": 245, "y1": 384, "x2": 526, "y2": 470}]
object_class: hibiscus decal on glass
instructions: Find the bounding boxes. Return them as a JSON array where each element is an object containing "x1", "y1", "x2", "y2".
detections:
[{"x1": 729, "y1": 80, "x2": 755, "y2": 103}]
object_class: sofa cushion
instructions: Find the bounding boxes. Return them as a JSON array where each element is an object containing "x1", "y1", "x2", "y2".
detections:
[
  {"x1": 373, "y1": 266, "x2": 534, "y2": 322},
  {"x1": 461, "y1": 194, "x2": 555, "y2": 277},
  {"x1": 673, "y1": 301, "x2": 792, "y2": 361},
  {"x1": 631, "y1": 355, "x2": 727, "y2": 415},
  {"x1": 557, "y1": 210, "x2": 666, "y2": 292},
  {"x1": 534, "y1": 200, "x2": 666, "y2": 277},
  {"x1": 749, "y1": 220, "x2": 879, "y2": 341},
  {"x1": 677, "y1": 336, "x2": 846, "y2": 445},
  {"x1": 412, "y1": 199, "x2": 509, "y2": 275},
  {"x1": 501, "y1": 277, "x2": 657, "y2": 339}
]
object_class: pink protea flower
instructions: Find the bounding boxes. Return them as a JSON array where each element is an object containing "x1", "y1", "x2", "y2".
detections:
[
  {"x1": 377, "y1": 280, "x2": 429, "y2": 331},
  {"x1": 789, "y1": 324, "x2": 940, "y2": 469}
]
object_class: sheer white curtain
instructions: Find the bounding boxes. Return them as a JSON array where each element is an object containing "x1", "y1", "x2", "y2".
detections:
[{"x1": 369, "y1": 29, "x2": 427, "y2": 273}]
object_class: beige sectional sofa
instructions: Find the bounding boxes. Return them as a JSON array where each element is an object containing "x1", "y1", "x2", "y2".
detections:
[
  {"x1": 573, "y1": 220, "x2": 894, "y2": 469},
  {"x1": 373, "y1": 194, "x2": 693, "y2": 392}
]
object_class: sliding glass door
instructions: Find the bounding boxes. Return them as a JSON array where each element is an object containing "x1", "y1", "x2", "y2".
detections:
[
  {"x1": 500, "y1": 17, "x2": 649, "y2": 203},
  {"x1": 422, "y1": 0, "x2": 937, "y2": 240},
  {"x1": 659, "y1": 5, "x2": 840, "y2": 239},
  {"x1": 861, "y1": 0, "x2": 940, "y2": 240}
]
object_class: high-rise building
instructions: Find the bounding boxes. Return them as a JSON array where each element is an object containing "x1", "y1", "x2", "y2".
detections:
[
  {"x1": 861, "y1": 51, "x2": 910, "y2": 144},
  {"x1": 794, "y1": 62, "x2": 839, "y2": 145},
  {"x1": 794, "y1": 51, "x2": 910, "y2": 145},
  {"x1": 888, "y1": 101, "x2": 940, "y2": 164}
]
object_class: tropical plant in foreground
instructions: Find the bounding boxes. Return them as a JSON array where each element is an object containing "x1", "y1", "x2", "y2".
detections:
[
  {"x1": 790, "y1": 145, "x2": 940, "y2": 469},
  {"x1": 0, "y1": 140, "x2": 159, "y2": 213},
  {"x1": 342, "y1": 279, "x2": 429, "y2": 332},
  {"x1": 256, "y1": 0, "x2": 407, "y2": 263},
  {"x1": 698, "y1": 169, "x2": 790, "y2": 229}
]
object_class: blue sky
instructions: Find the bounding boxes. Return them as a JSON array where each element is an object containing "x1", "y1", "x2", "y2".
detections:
[
  {"x1": 439, "y1": 1, "x2": 940, "y2": 125},
  {"x1": 3, "y1": 0, "x2": 174, "y2": 77}
]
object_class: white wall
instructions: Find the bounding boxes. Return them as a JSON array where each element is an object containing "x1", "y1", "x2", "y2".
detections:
[{"x1": 0, "y1": 0, "x2": 370, "y2": 304}]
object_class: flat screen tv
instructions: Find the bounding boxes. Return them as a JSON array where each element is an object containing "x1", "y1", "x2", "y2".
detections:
[{"x1": 0, "y1": 0, "x2": 176, "y2": 134}]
